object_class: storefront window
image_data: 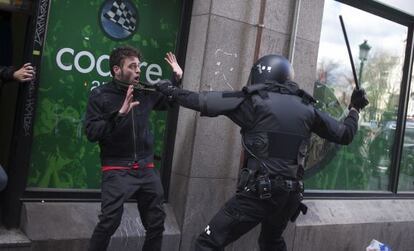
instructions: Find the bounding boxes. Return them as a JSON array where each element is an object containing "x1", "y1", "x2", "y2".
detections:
[
  {"x1": 27, "y1": 0, "x2": 183, "y2": 189},
  {"x1": 305, "y1": 0, "x2": 407, "y2": 191}
]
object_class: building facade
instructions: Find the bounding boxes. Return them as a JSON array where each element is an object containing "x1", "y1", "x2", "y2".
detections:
[{"x1": 1, "y1": 0, "x2": 414, "y2": 250}]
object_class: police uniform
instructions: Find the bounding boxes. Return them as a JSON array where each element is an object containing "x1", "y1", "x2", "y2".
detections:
[{"x1": 154, "y1": 54, "x2": 368, "y2": 251}]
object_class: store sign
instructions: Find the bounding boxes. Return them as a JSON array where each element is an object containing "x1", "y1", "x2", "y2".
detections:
[
  {"x1": 54, "y1": 47, "x2": 163, "y2": 85},
  {"x1": 99, "y1": 0, "x2": 139, "y2": 40}
]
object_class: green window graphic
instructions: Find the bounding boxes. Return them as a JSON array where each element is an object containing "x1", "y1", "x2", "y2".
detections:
[{"x1": 28, "y1": 0, "x2": 183, "y2": 189}]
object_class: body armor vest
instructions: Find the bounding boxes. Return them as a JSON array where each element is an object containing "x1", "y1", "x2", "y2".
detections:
[{"x1": 242, "y1": 82, "x2": 316, "y2": 179}]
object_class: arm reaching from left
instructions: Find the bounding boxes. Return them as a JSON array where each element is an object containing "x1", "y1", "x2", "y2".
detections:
[{"x1": 13, "y1": 63, "x2": 35, "y2": 82}]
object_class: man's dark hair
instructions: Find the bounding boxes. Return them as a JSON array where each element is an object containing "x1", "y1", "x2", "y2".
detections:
[{"x1": 109, "y1": 46, "x2": 141, "y2": 76}]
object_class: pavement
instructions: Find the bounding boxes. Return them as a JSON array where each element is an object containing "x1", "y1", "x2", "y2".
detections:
[{"x1": 0, "y1": 225, "x2": 31, "y2": 250}]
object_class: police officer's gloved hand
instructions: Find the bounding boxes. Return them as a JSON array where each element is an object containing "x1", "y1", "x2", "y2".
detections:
[
  {"x1": 154, "y1": 79, "x2": 177, "y2": 97},
  {"x1": 348, "y1": 88, "x2": 369, "y2": 112}
]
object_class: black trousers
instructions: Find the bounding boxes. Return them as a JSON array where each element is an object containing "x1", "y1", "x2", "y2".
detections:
[
  {"x1": 194, "y1": 187, "x2": 301, "y2": 251},
  {"x1": 88, "y1": 168, "x2": 166, "y2": 251}
]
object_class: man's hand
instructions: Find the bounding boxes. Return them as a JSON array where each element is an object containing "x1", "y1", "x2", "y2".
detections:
[
  {"x1": 13, "y1": 63, "x2": 35, "y2": 82},
  {"x1": 119, "y1": 85, "x2": 140, "y2": 115},
  {"x1": 349, "y1": 88, "x2": 369, "y2": 112},
  {"x1": 165, "y1": 52, "x2": 183, "y2": 81}
]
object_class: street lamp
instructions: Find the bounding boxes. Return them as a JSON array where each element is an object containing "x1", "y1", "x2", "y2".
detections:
[{"x1": 358, "y1": 40, "x2": 371, "y2": 84}]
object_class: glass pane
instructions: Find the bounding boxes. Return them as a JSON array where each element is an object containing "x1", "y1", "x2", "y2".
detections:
[
  {"x1": 375, "y1": 0, "x2": 414, "y2": 16},
  {"x1": 398, "y1": 69, "x2": 414, "y2": 191},
  {"x1": 27, "y1": 0, "x2": 183, "y2": 189},
  {"x1": 305, "y1": 0, "x2": 407, "y2": 191}
]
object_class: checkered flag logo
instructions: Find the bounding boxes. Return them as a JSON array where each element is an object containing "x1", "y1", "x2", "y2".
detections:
[{"x1": 104, "y1": 0, "x2": 137, "y2": 33}]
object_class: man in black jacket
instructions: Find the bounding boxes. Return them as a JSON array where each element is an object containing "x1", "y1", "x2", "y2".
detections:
[
  {"x1": 153, "y1": 54, "x2": 368, "y2": 251},
  {"x1": 84, "y1": 46, "x2": 182, "y2": 251}
]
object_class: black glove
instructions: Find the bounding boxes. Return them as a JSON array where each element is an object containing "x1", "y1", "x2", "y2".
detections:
[
  {"x1": 349, "y1": 88, "x2": 369, "y2": 111},
  {"x1": 154, "y1": 79, "x2": 177, "y2": 97}
]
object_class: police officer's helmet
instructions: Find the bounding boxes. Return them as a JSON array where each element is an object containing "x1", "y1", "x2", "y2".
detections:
[{"x1": 249, "y1": 54, "x2": 294, "y2": 85}]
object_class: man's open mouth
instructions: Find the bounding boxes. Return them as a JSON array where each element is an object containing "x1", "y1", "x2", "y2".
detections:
[{"x1": 132, "y1": 76, "x2": 140, "y2": 84}]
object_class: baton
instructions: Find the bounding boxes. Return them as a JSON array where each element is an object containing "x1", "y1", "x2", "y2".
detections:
[{"x1": 339, "y1": 15, "x2": 360, "y2": 89}]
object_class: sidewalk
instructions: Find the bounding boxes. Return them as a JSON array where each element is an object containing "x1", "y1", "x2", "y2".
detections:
[{"x1": 0, "y1": 225, "x2": 31, "y2": 251}]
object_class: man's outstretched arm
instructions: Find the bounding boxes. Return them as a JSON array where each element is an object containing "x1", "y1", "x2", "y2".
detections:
[{"x1": 155, "y1": 80, "x2": 246, "y2": 117}]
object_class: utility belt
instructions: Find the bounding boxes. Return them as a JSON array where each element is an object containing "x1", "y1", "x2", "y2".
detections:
[
  {"x1": 271, "y1": 177, "x2": 304, "y2": 192},
  {"x1": 237, "y1": 168, "x2": 304, "y2": 199}
]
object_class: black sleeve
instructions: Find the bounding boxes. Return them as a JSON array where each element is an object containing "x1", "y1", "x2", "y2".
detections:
[
  {"x1": 311, "y1": 108, "x2": 359, "y2": 145},
  {"x1": 84, "y1": 89, "x2": 126, "y2": 142},
  {"x1": 156, "y1": 84, "x2": 252, "y2": 127},
  {"x1": 225, "y1": 98, "x2": 255, "y2": 129},
  {"x1": 0, "y1": 66, "x2": 16, "y2": 86},
  {"x1": 171, "y1": 87, "x2": 253, "y2": 128},
  {"x1": 155, "y1": 83, "x2": 203, "y2": 111},
  {"x1": 152, "y1": 90, "x2": 171, "y2": 111},
  {"x1": 169, "y1": 88, "x2": 202, "y2": 111}
]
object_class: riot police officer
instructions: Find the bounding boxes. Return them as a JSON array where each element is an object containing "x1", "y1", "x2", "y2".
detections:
[{"x1": 153, "y1": 54, "x2": 368, "y2": 251}]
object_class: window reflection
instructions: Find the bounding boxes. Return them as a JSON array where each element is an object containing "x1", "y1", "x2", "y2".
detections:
[
  {"x1": 305, "y1": 0, "x2": 407, "y2": 191},
  {"x1": 398, "y1": 71, "x2": 414, "y2": 191}
]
